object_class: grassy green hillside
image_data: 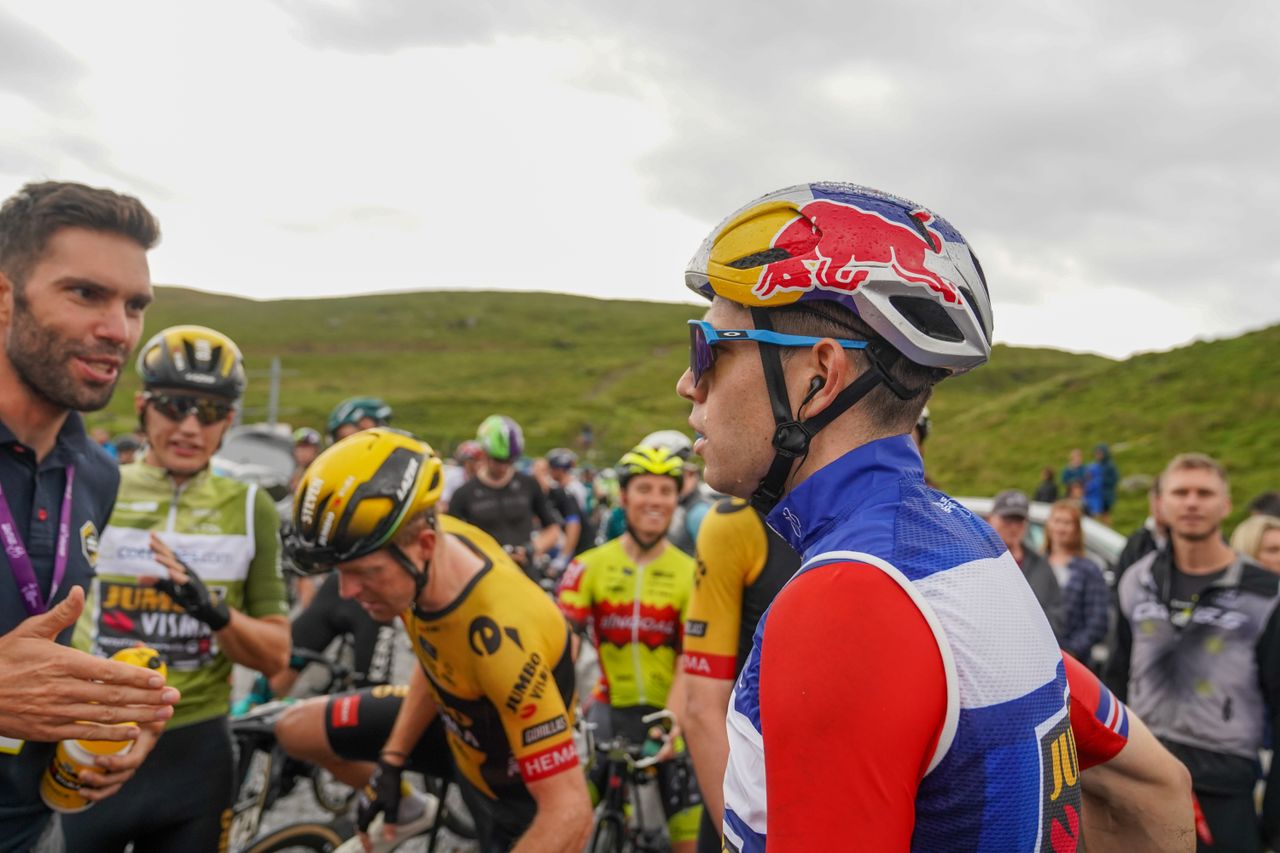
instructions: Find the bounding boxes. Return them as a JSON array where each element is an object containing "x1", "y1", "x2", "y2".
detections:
[
  {"x1": 928, "y1": 325, "x2": 1280, "y2": 533},
  {"x1": 93, "y1": 287, "x2": 1279, "y2": 535}
]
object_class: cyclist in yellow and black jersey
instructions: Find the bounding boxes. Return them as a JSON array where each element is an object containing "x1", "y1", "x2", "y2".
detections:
[
  {"x1": 681, "y1": 498, "x2": 797, "y2": 853},
  {"x1": 283, "y1": 429, "x2": 591, "y2": 853}
]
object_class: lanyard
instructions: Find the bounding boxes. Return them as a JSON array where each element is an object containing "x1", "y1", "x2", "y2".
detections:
[{"x1": 0, "y1": 464, "x2": 75, "y2": 616}]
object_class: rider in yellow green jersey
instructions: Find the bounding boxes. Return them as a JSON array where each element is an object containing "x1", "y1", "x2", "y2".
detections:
[{"x1": 557, "y1": 444, "x2": 703, "y2": 851}]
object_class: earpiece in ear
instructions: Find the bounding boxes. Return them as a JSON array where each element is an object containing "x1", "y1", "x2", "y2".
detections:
[{"x1": 809, "y1": 376, "x2": 825, "y2": 394}]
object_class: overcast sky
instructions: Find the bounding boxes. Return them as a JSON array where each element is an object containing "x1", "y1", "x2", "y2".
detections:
[{"x1": 3, "y1": 1, "x2": 1276, "y2": 358}]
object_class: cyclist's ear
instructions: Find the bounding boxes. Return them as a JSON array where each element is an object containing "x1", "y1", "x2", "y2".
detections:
[{"x1": 415, "y1": 524, "x2": 439, "y2": 560}]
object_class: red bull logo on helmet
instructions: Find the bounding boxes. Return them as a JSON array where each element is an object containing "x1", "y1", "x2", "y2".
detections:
[{"x1": 753, "y1": 199, "x2": 961, "y2": 306}]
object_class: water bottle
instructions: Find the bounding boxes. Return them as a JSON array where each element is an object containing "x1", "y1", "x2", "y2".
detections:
[{"x1": 40, "y1": 647, "x2": 167, "y2": 813}]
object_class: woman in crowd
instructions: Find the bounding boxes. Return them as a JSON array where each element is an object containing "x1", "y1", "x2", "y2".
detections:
[
  {"x1": 1231, "y1": 514, "x2": 1280, "y2": 574},
  {"x1": 1044, "y1": 500, "x2": 1110, "y2": 662}
]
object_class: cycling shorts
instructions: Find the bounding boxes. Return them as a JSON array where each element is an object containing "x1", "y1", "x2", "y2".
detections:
[{"x1": 323, "y1": 685, "x2": 452, "y2": 781}]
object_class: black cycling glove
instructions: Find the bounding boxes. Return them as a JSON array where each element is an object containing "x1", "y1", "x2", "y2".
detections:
[
  {"x1": 154, "y1": 558, "x2": 232, "y2": 630},
  {"x1": 357, "y1": 757, "x2": 404, "y2": 835}
]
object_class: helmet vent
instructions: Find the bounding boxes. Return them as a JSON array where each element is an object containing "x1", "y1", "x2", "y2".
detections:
[
  {"x1": 889, "y1": 295, "x2": 964, "y2": 343},
  {"x1": 726, "y1": 247, "x2": 792, "y2": 270}
]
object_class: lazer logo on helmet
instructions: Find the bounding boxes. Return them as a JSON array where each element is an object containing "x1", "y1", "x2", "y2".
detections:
[
  {"x1": 396, "y1": 458, "x2": 420, "y2": 502},
  {"x1": 182, "y1": 372, "x2": 217, "y2": 385},
  {"x1": 754, "y1": 200, "x2": 960, "y2": 306}
]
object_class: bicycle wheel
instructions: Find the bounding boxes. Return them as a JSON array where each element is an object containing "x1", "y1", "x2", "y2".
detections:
[
  {"x1": 310, "y1": 766, "x2": 356, "y2": 815},
  {"x1": 242, "y1": 822, "x2": 345, "y2": 853},
  {"x1": 588, "y1": 814, "x2": 625, "y2": 853}
]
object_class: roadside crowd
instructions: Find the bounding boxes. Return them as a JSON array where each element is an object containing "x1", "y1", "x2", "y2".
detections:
[{"x1": 4, "y1": 176, "x2": 1280, "y2": 853}]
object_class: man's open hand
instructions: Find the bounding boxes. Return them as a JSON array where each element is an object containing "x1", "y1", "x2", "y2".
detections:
[{"x1": 0, "y1": 586, "x2": 180, "y2": 743}]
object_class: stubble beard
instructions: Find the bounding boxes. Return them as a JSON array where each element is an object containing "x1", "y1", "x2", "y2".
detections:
[{"x1": 8, "y1": 290, "x2": 123, "y2": 412}]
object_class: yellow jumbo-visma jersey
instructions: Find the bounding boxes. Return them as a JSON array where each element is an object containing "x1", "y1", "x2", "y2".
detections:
[
  {"x1": 682, "y1": 498, "x2": 797, "y2": 681},
  {"x1": 401, "y1": 516, "x2": 578, "y2": 803}
]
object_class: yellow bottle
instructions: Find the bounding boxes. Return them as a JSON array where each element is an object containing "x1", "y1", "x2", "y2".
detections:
[{"x1": 39, "y1": 647, "x2": 168, "y2": 813}]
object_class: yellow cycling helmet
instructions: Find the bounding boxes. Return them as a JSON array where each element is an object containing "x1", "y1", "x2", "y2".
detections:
[
  {"x1": 288, "y1": 428, "x2": 443, "y2": 573},
  {"x1": 616, "y1": 444, "x2": 685, "y2": 488},
  {"x1": 136, "y1": 325, "x2": 247, "y2": 400}
]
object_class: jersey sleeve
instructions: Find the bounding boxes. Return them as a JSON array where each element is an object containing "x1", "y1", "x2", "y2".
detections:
[
  {"x1": 448, "y1": 483, "x2": 473, "y2": 525},
  {"x1": 244, "y1": 487, "x2": 288, "y2": 619},
  {"x1": 290, "y1": 572, "x2": 342, "y2": 659},
  {"x1": 474, "y1": 625, "x2": 580, "y2": 785},
  {"x1": 530, "y1": 477, "x2": 563, "y2": 528},
  {"x1": 552, "y1": 488, "x2": 581, "y2": 524},
  {"x1": 1062, "y1": 651, "x2": 1129, "y2": 770},
  {"x1": 555, "y1": 557, "x2": 592, "y2": 632},
  {"x1": 683, "y1": 502, "x2": 757, "y2": 680},
  {"x1": 758, "y1": 561, "x2": 946, "y2": 851}
]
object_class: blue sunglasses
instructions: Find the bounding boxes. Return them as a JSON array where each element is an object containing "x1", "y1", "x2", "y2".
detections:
[{"x1": 687, "y1": 319, "x2": 869, "y2": 386}]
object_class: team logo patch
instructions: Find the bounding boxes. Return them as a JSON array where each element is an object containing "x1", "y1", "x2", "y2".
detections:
[
  {"x1": 331, "y1": 694, "x2": 361, "y2": 729},
  {"x1": 80, "y1": 521, "x2": 100, "y2": 567},
  {"x1": 521, "y1": 715, "x2": 567, "y2": 746},
  {"x1": 519, "y1": 741, "x2": 578, "y2": 782},
  {"x1": 1036, "y1": 706, "x2": 1082, "y2": 852}
]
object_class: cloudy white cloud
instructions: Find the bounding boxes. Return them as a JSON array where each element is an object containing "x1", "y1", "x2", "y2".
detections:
[{"x1": 1, "y1": 0, "x2": 1276, "y2": 358}]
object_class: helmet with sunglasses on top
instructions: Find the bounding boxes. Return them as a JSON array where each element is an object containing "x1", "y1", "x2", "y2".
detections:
[
  {"x1": 286, "y1": 428, "x2": 444, "y2": 579},
  {"x1": 685, "y1": 182, "x2": 994, "y2": 512}
]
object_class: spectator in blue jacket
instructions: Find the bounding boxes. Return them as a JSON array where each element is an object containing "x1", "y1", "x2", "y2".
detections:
[
  {"x1": 1044, "y1": 499, "x2": 1110, "y2": 663},
  {"x1": 1084, "y1": 443, "x2": 1119, "y2": 523}
]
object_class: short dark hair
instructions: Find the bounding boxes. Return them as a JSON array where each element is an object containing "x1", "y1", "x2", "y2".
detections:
[
  {"x1": 1246, "y1": 491, "x2": 1280, "y2": 517},
  {"x1": 764, "y1": 301, "x2": 940, "y2": 434},
  {"x1": 0, "y1": 181, "x2": 160, "y2": 288}
]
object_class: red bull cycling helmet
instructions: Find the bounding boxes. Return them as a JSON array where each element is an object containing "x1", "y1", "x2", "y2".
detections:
[
  {"x1": 476, "y1": 415, "x2": 524, "y2": 462},
  {"x1": 686, "y1": 181, "x2": 993, "y2": 374},
  {"x1": 686, "y1": 182, "x2": 993, "y2": 512}
]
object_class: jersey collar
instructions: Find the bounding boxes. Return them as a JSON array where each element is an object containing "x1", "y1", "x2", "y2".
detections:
[{"x1": 765, "y1": 433, "x2": 923, "y2": 557}]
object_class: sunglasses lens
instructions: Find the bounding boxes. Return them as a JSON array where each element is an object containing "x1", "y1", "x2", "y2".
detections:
[
  {"x1": 149, "y1": 394, "x2": 230, "y2": 425},
  {"x1": 689, "y1": 324, "x2": 715, "y2": 385},
  {"x1": 149, "y1": 395, "x2": 184, "y2": 421}
]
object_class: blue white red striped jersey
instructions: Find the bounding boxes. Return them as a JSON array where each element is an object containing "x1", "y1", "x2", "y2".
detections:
[{"x1": 721, "y1": 435, "x2": 1081, "y2": 852}]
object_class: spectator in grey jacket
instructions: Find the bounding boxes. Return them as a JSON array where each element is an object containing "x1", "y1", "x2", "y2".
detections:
[{"x1": 1109, "y1": 453, "x2": 1280, "y2": 852}]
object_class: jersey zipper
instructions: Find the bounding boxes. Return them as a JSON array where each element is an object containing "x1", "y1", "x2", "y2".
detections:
[
  {"x1": 633, "y1": 560, "x2": 645, "y2": 705},
  {"x1": 166, "y1": 478, "x2": 185, "y2": 532}
]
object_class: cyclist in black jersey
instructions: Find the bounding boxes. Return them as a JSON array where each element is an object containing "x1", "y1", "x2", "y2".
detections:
[{"x1": 448, "y1": 415, "x2": 562, "y2": 575}]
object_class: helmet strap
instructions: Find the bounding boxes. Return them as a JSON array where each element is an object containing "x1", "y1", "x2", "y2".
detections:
[
  {"x1": 747, "y1": 307, "x2": 917, "y2": 514},
  {"x1": 623, "y1": 523, "x2": 667, "y2": 554},
  {"x1": 390, "y1": 543, "x2": 433, "y2": 618}
]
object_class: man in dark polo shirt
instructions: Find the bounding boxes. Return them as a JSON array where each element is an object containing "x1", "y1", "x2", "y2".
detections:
[{"x1": 0, "y1": 181, "x2": 180, "y2": 851}]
